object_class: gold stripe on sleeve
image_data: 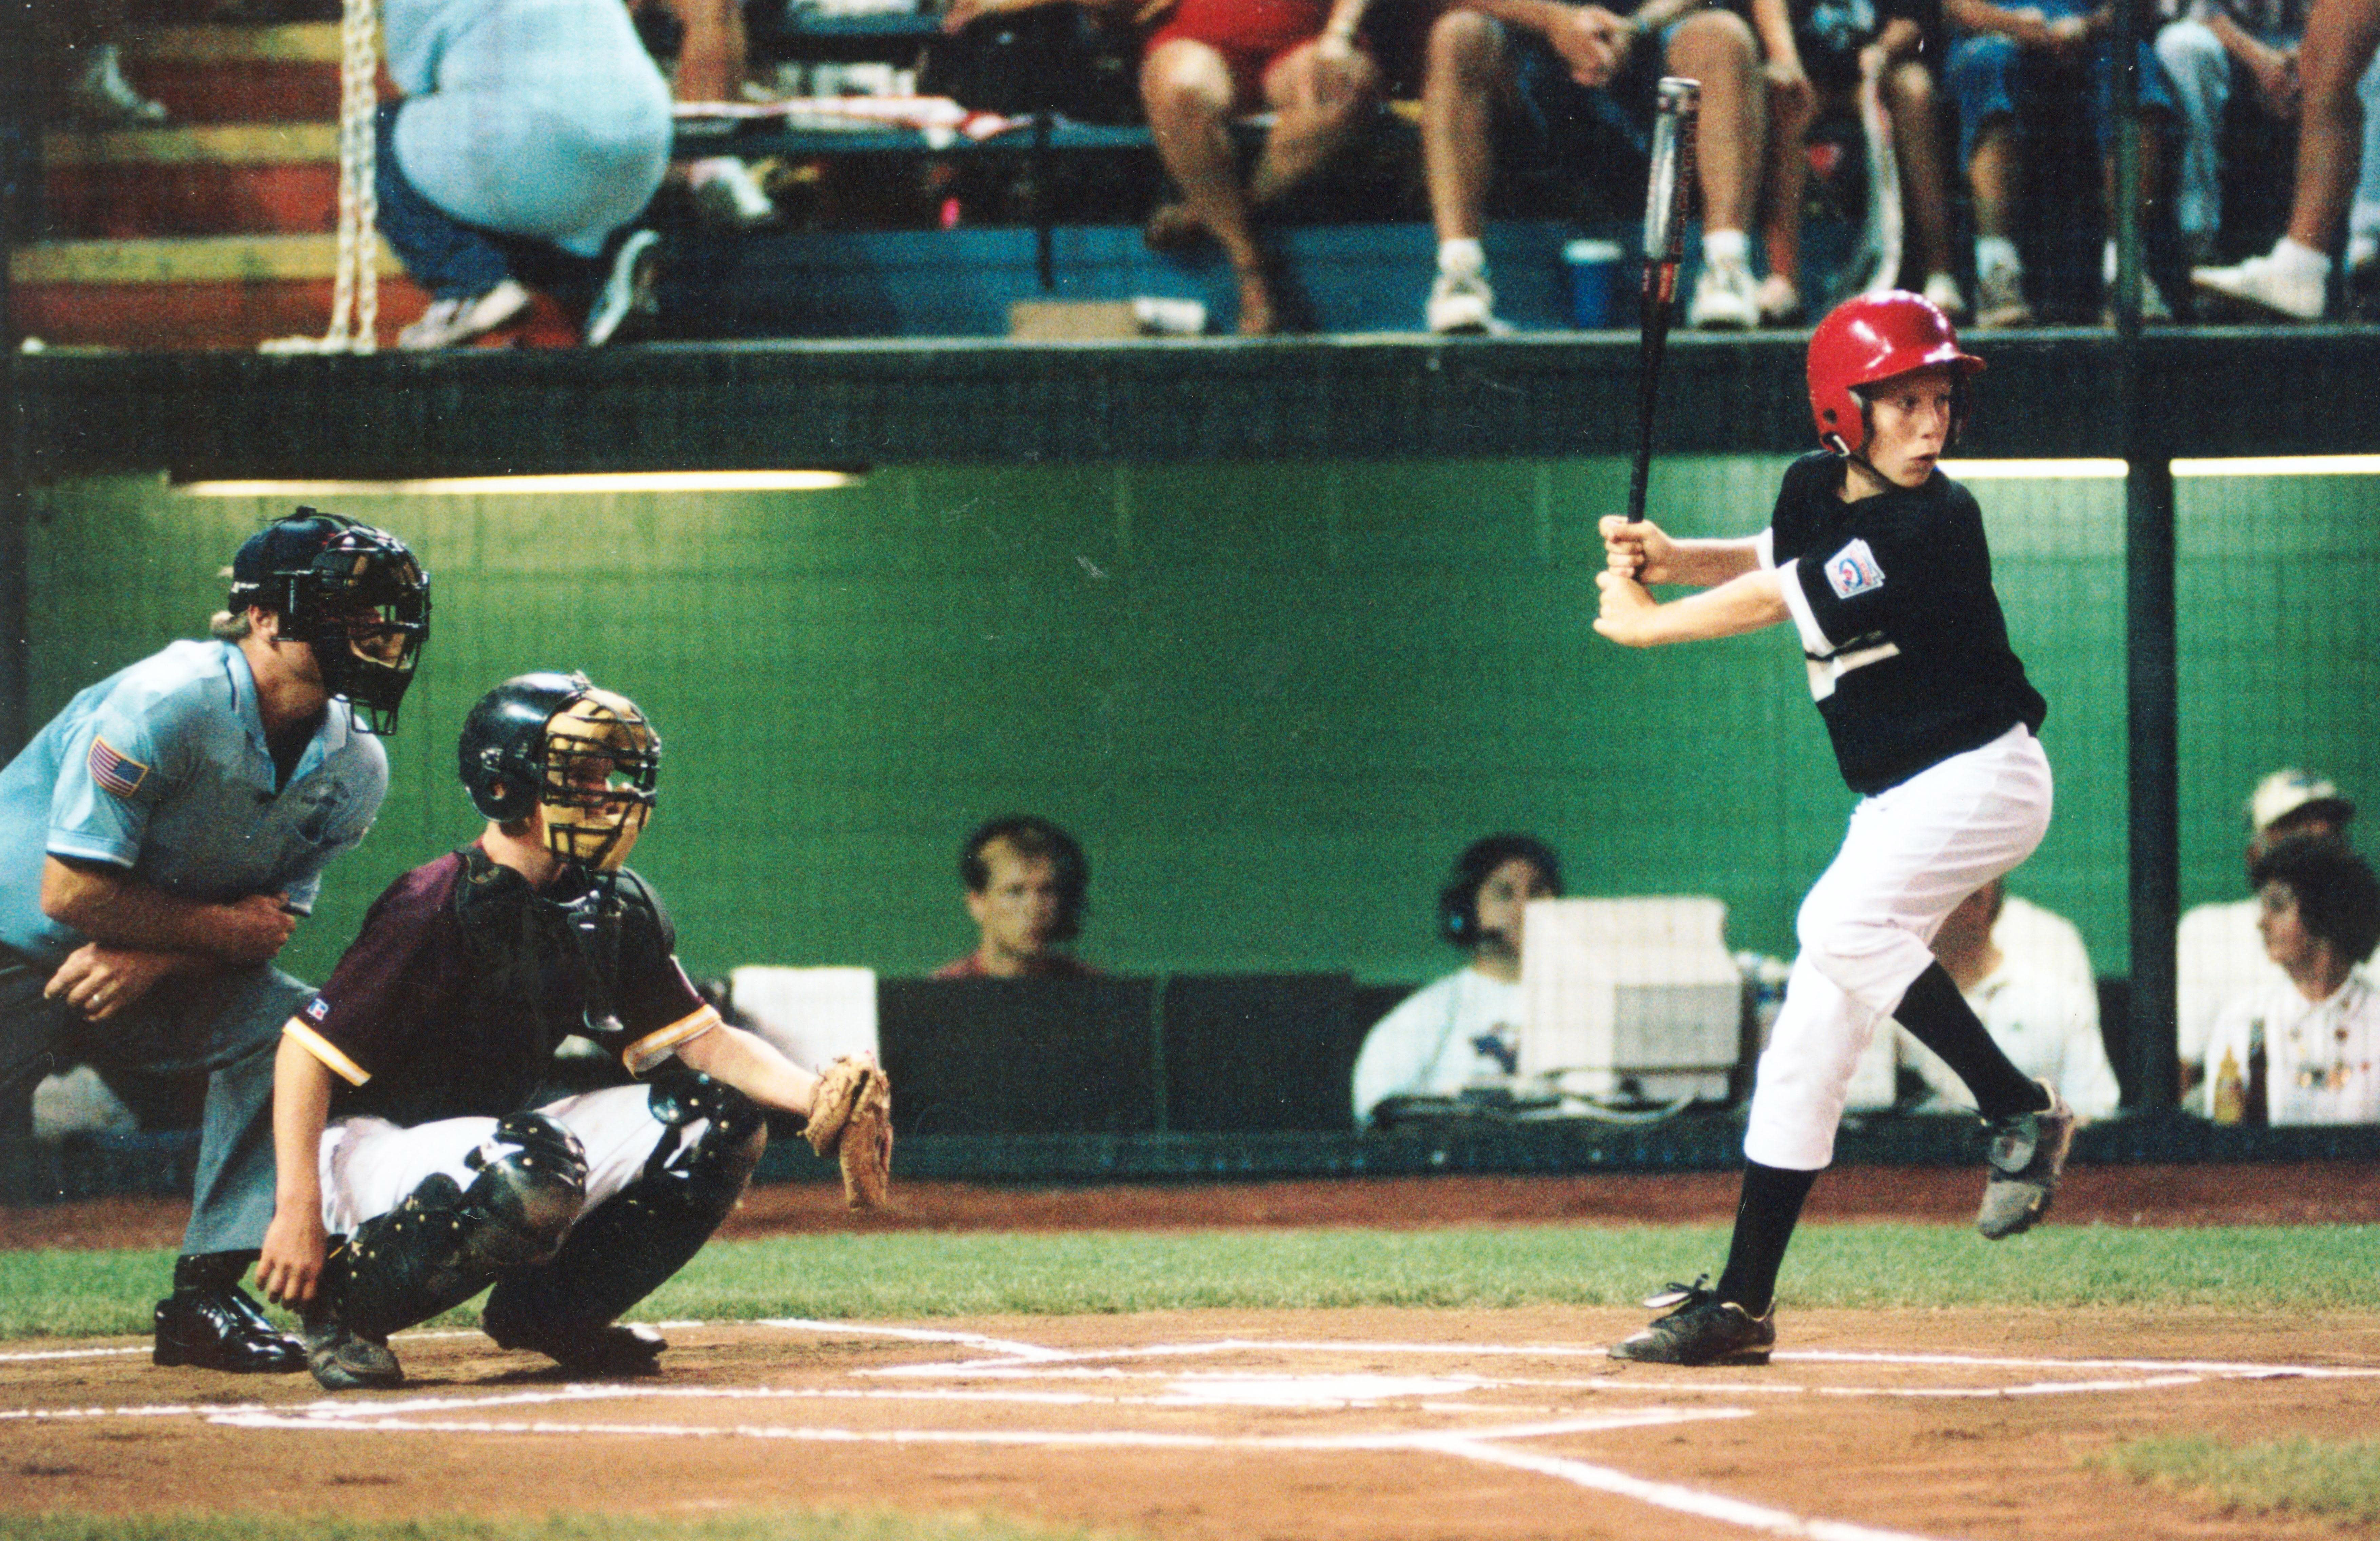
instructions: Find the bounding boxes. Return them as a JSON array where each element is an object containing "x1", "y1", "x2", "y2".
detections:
[
  {"x1": 622, "y1": 1005, "x2": 722, "y2": 1075},
  {"x1": 283, "y1": 1019, "x2": 371, "y2": 1087}
]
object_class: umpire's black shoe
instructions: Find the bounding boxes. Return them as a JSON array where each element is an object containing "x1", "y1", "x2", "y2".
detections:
[
  {"x1": 1608, "y1": 1277, "x2": 1775, "y2": 1367},
  {"x1": 153, "y1": 1286, "x2": 306, "y2": 1373},
  {"x1": 489, "y1": 1318, "x2": 666, "y2": 1376}
]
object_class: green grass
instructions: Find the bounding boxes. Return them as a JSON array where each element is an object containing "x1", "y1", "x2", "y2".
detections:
[
  {"x1": 7, "y1": 1221, "x2": 2379, "y2": 1340},
  {"x1": 0, "y1": 1518, "x2": 1121, "y2": 1541},
  {"x1": 2096, "y1": 1435, "x2": 2380, "y2": 1525}
]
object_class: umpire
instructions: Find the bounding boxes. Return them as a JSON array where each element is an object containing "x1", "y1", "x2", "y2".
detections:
[{"x1": 0, "y1": 510, "x2": 429, "y2": 1374}]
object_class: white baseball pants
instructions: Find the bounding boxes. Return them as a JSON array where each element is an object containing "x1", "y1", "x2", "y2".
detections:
[
  {"x1": 1744, "y1": 724, "x2": 2054, "y2": 1171},
  {"x1": 317, "y1": 1084, "x2": 671, "y2": 1237}
]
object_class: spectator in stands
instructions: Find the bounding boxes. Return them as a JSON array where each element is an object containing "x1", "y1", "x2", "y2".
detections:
[
  {"x1": 1899, "y1": 876, "x2": 2122, "y2": 1118},
  {"x1": 1132, "y1": 0, "x2": 1388, "y2": 334},
  {"x1": 935, "y1": 815, "x2": 1098, "y2": 978},
  {"x1": 1941, "y1": 0, "x2": 2179, "y2": 325},
  {"x1": 1746, "y1": 0, "x2": 1970, "y2": 324},
  {"x1": 2198, "y1": 834, "x2": 2380, "y2": 1124},
  {"x1": 2177, "y1": 768, "x2": 2354, "y2": 1093},
  {"x1": 1415, "y1": 0, "x2": 1781, "y2": 332},
  {"x1": 1351, "y1": 833, "x2": 1561, "y2": 1124},
  {"x1": 378, "y1": 0, "x2": 673, "y2": 349},
  {"x1": 2191, "y1": 0, "x2": 2380, "y2": 314}
]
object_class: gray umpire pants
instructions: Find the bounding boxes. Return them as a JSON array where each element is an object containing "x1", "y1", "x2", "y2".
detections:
[{"x1": 0, "y1": 950, "x2": 309, "y2": 1258}]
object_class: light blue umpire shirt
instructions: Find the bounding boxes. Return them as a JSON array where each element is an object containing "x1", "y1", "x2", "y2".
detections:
[{"x1": 0, "y1": 639, "x2": 389, "y2": 969}]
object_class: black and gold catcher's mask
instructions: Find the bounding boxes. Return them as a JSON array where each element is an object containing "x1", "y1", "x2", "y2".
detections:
[{"x1": 535, "y1": 689, "x2": 660, "y2": 872}]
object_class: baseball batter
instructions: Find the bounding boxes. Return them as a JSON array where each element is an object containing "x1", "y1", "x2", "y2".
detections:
[
  {"x1": 1591, "y1": 290, "x2": 2072, "y2": 1366},
  {"x1": 255, "y1": 671, "x2": 888, "y2": 1390}
]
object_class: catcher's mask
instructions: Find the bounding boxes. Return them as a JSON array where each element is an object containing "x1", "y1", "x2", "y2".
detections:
[
  {"x1": 459, "y1": 672, "x2": 661, "y2": 873},
  {"x1": 229, "y1": 509, "x2": 431, "y2": 735}
]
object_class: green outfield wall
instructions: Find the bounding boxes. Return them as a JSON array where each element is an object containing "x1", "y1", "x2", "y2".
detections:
[{"x1": 23, "y1": 461, "x2": 2376, "y2": 989}]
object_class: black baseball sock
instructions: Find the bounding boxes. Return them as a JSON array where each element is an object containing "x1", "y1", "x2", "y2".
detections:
[
  {"x1": 1713, "y1": 1161, "x2": 1818, "y2": 1318},
  {"x1": 1892, "y1": 962, "x2": 2049, "y2": 1121},
  {"x1": 172, "y1": 1251, "x2": 260, "y2": 1294}
]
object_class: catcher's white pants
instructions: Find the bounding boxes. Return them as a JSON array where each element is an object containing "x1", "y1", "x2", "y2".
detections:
[
  {"x1": 317, "y1": 1084, "x2": 670, "y2": 1237},
  {"x1": 1744, "y1": 725, "x2": 2054, "y2": 1171}
]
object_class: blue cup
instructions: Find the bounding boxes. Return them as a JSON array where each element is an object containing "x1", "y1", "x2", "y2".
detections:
[{"x1": 1563, "y1": 239, "x2": 1625, "y2": 329}]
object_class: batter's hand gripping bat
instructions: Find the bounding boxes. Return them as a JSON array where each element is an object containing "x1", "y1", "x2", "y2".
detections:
[{"x1": 1625, "y1": 77, "x2": 1701, "y2": 562}]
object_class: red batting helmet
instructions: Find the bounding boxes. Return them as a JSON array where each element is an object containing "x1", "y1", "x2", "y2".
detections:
[{"x1": 1806, "y1": 291, "x2": 1984, "y2": 454}]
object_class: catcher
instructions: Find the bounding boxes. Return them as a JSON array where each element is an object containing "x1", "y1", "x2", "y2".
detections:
[{"x1": 255, "y1": 671, "x2": 890, "y2": 1391}]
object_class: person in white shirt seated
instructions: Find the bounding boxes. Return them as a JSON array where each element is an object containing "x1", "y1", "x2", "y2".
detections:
[
  {"x1": 2200, "y1": 835, "x2": 2380, "y2": 1126},
  {"x1": 1899, "y1": 876, "x2": 2122, "y2": 1120},
  {"x1": 2177, "y1": 769, "x2": 2357, "y2": 1097},
  {"x1": 1351, "y1": 834, "x2": 1561, "y2": 1127}
]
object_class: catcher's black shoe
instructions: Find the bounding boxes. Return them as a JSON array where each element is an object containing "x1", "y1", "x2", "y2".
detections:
[
  {"x1": 1977, "y1": 1081, "x2": 2076, "y2": 1240},
  {"x1": 301, "y1": 1313, "x2": 403, "y2": 1392},
  {"x1": 489, "y1": 1317, "x2": 667, "y2": 1376},
  {"x1": 1608, "y1": 1277, "x2": 1775, "y2": 1366},
  {"x1": 152, "y1": 1286, "x2": 306, "y2": 1373}
]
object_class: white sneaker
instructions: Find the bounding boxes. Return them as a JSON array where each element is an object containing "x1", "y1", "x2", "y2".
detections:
[
  {"x1": 2103, "y1": 276, "x2": 2174, "y2": 325},
  {"x1": 1687, "y1": 258, "x2": 1759, "y2": 329},
  {"x1": 397, "y1": 279, "x2": 533, "y2": 350},
  {"x1": 1427, "y1": 268, "x2": 1507, "y2": 334},
  {"x1": 67, "y1": 43, "x2": 168, "y2": 125},
  {"x1": 1755, "y1": 273, "x2": 1801, "y2": 326},
  {"x1": 1973, "y1": 259, "x2": 2032, "y2": 328},
  {"x1": 689, "y1": 157, "x2": 777, "y2": 230},
  {"x1": 1921, "y1": 271, "x2": 1968, "y2": 321},
  {"x1": 585, "y1": 229, "x2": 661, "y2": 347},
  {"x1": 2192, "y1": 251, "x2": 2327, "y2": 320}
]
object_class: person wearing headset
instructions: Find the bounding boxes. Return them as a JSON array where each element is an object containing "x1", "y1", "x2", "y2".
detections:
[{"x1": 1350, "y1": 833, "x2": 1563, "y2": 1126}]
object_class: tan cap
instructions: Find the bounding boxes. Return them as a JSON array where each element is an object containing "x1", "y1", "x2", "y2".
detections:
[{"x1": 2247, "y1": 769, "x2": 2356, "y2": 835}]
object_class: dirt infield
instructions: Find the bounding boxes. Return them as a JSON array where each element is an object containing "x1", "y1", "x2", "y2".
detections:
[{"x1": 6, "y1": 1163, "x2": 2380, "y2": 1541}]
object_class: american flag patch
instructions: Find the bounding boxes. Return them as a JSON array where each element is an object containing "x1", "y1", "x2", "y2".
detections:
[
  {"x1": 87, "y1": 737, "x2": 149, "y2": 800},
  {"x1": 304, "y1": 997, "x2": 330, "y2": 1022}
]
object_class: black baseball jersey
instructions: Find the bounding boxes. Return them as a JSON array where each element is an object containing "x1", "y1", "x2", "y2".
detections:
[
  {"x1": 286, "y1": 843, "x2": 718, "y2": 1126},
  {"x1": 1763, "y1": 450, "x2": 2047, "y2": 795}
]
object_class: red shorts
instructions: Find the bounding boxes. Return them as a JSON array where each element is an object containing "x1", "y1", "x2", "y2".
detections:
[{"x1": 1145, "y1": 0, "x2": 1334, "y2": 109}]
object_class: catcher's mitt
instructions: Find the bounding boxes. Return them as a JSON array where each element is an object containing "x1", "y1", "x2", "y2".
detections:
[{"x1": 804, "y1": 1055, "x2": 892, "y2": 1209}]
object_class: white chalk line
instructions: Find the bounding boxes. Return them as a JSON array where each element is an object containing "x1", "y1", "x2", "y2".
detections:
[{"x1": 10, "y1": 1321, "x2": 2364, "y2": 1541}]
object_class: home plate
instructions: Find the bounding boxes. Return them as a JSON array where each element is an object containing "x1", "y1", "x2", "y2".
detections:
[{"x1": 1157, "y1": 1374, "x2": 1479, "y2": 1406}]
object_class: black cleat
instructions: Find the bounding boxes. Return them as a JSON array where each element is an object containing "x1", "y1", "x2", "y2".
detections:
[
  {"x1": 302, "y1": 1313, "x2": 404, "y2": 1391},
  {"x1": 153, "y1": 1286, "x2": 306, "y2": 1374},
  {"x1": 1609, "y1": 1276, "x2": 1776, "y2": 1366},
  {"x1": 1977, "y1": 1081, "x2": 2076, "y2": 1240}
]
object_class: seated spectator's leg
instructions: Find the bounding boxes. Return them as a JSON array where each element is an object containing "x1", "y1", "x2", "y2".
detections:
[
  {"x1": 1947, "y1": 32, "x2": 2031, "y2": 324},
  {"x1": 1666, "y1": 11, "x2": 1766, "y2": 243},
  {"x1": 2155, "y1": 19, "x2": 2231, "y2": 263},
  {"x1": 662, "y1": 0, "x2": 778, "y2": 228},
  {"x1": 2091, "y1": 37, "x2": 2177, "y2": 318},
  {"x1": 1668, "y1": 8, "x2": 1767, "y2": 328},
  {"x1": 2352, "y1": 50, "x2": 2380, "y2": 272},
  {"x1": 1142, "y1": 38, "x2": 1279, "y2": 334},
  {"x1": 1246, "y1": 34, "x2": 1382, "y2": 206},
  {"x1": 2289, "y1": 0, "x2": 2380, "y2": 255},
  {"x1": 1419, "y1": 9, "x2": 1513, "y2": 332},
  {"x1": 1881, "y1": 58, "x2": 1965, "y2": 310},
  {"x1": 1758, "y1": 72, "x2": 1820, "y2": 321}
]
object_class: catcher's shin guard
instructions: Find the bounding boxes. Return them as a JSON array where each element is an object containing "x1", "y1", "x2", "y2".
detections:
[
  {"x1": 481, "y1": 1075, "x2": 765, "y2": 1349},
  {"x1": 333, "y1": 1112, "x2": 589, "y2": 1340}
]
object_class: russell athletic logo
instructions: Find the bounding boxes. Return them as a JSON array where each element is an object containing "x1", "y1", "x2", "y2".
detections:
[{"x1": 1825, "y1": 539, "x2": 1886, "y2": 599}]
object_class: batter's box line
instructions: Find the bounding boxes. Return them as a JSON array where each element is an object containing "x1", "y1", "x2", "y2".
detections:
[{"x1": 206, "y1": 1401, "x2": 1952, "y2": 1541}]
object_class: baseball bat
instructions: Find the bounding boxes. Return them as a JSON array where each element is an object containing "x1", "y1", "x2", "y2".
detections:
[{"x1": 1625, "y1": 77, "x2": 1700, "y2": 555}]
